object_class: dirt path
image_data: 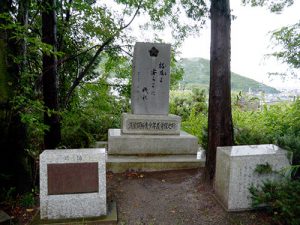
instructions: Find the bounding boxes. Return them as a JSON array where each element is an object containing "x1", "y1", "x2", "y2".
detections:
[{"x1": 107, "y1": 169, "x2": 273, "y2": 225}]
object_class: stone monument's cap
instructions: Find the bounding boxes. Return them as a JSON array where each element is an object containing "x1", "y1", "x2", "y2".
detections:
[{"x1": 131, "y1": 42, "x2": 171, "y2": 115}]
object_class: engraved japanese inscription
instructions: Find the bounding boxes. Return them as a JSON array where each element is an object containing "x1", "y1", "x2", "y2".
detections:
[
  {"x1": 131, "y1": 42, "x2": 171, "y2": 115},
  {"x1": 126, "y1": 120, "x2": 177, "y2": 131}
]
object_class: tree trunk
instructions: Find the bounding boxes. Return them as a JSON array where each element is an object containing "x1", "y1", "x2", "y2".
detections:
[
  {"x1": 206, "y1": 0, "x2": 234, "y2": 180},
  {"x1": 0, "y1": 0, "x2": 32, "y2": 192},
  {"x1": 42, "y1": 0, "x2": 61, "y2": 149}
]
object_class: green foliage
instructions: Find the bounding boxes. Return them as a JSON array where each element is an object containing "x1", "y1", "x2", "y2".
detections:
[
  {"x1": 250, "y1": 179, "x2": 300, "y2": 225},
  {"x1": 0, "y1": 40, "x2": 9, "y2": 102},
  {"x1": 170, "y1": 53, "x2": 184, "y2": 89},
  {"x1": 174, "y1": 90, "x2": 300, "y2": 162},
  {"x1": 254, "y1": 163, "x2": 273, "y2": 174},
  {"x1": 272, "y1": 22, "x2": 300, "y2": 69},
  {"x1": 233, "y1": 108, "x2": 273, "y2": 145},
  {"x1": 61, "y1": 80, "x2": 129, "y2": 148},
  {"x1": 170, "y1": 89, "x2": 207, "y2": 120},
  {"x1": 170, "y1": 88, "x2": 208, "y2": 147},
  {"x1": 20, "y1": 190, "x2": 35, "y2": 208},
  {"x1": 1, "y1": 187, "x2": 36, "y2": 208},
  {"x1": 277, "y1": 134, "x2": 300, "y2": 165},
  {"x1": 0, "y1": 187, "x2": 16, "y2": 204},
  {"x1": 181, "y1": 0, "x2": 209, "y2": 21},
  {"x1": 170, "y1": 91, "x2": 195, "y2": 120},
  {"x1": 270, "y1": 22, "x2": 300, "y2": 79},
  {"x1": 242, "y1": 0, "x2": 294, "y2": 13},
  {"x1": 11, "y1": 71, "x2": 47, "y2": 168},
  {"x1": 182, "y1": 108, "x2": 208, "y2": 149},
  {"x1": 282, "y1": 165, "x2": 300, "y2": 180},
  {"x1": 233, "y1": 99, "x2": 300, "y2": 165}
]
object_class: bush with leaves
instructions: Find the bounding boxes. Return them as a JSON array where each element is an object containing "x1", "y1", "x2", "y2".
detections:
[
  {"x1": 170, "y1": 89, "x2": 207, "y2": 119},
  {"x1": 170, "y1": 88, "x2": 208, "y2": 147},
  {"x1": 250, "y1": 178, "x2": 300, "y2": 225},
  {"x1": 60, "y1": 80, "x2": 129, "y2": 148},
  {"x1": 182, "y1": 108, "x2": 208, "y2": 149},
  {"x1": 170, "y1": 90, "x2": 195, "y2": 120},
  {"x1": 233, "y1": 98, "x2": 300, "y2": 165}
]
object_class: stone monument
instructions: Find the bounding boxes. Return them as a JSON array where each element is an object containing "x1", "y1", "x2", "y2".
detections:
[
  {"x1": 214, "y1": 144, "x2": 291, "y2": 211},
  {"x1": 39, "y1": 148, "x2": 106, "y2": 220},
  {"x1": 107, "y1": 42, "x2": 201, "y2": 168},
  {"x1": 131, "y1": 42, "x2": 171, "y2": 115}
]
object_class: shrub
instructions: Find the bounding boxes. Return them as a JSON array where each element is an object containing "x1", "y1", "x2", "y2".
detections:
[
  {"x1": 250, "y1": 179, "x2": 300, "y2": 225},
  {"x1": 20, "y1": 191, "x2": 35, "y2": 208},
  {"x1": 233, "y1": 99, "x2": 300, "y2": 165},
  {"x1": 182, "y1": 108, "x2": 208, "y2": 148},
  {"x1": 170, "y1": 88, "x2": 208, "y2": 148},
  {"x1": 277, "y1": 134, "x2": 300, "y2": 165},
  {"x1": 170, "y1": 88, "x2": 207, "y2": 120},
  {"x1": 60, "y1": 82, "x2": 129, "y2": 148}
]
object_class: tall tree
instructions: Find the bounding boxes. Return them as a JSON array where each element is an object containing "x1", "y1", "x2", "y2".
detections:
[
  {"x1": 0, "y1": 0, "x2": 32, "y2": 192},
  {"x1": 206, "y1": 0, "x2": 234, "y2": 180},
  {"x1": 42, "y1": 0, "x2": 61, "y2": 149}
]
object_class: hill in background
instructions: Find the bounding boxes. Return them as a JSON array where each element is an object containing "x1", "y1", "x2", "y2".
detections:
[{"x1": 179, "y1": 58, "x2": 280, "y2": 94}]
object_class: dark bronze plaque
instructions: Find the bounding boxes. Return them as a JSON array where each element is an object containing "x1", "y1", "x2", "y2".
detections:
[{"x1": 47, "y1": 162, "x2": 98, "y2": 195}]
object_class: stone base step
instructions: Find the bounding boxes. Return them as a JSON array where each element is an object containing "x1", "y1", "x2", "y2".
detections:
[
  {"x1": 108, "y1": 129, "x2": 199, "y2": 155},
  {"x1": 106, "y1": 149, "x2": 205, "y2": 173},
  {"x1": 31, "y1": 201, "x2": 117, "y2": 225}
]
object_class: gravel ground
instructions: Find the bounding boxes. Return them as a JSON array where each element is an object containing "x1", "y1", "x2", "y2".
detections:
[{"x1": 107, "y1": 168, "x2": 274, "y2": 225}]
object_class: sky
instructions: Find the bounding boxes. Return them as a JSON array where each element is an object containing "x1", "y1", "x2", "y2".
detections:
[
  {"x1": 102, "y1": 0, "x2": 299, "y2": 90},
  {"x1": 180, "y1": 1, "x2": 300, "y2": 90}
]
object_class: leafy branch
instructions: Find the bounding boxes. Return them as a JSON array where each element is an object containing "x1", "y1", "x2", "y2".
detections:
[{"x1": 64, "y1": 3, "x2": 141, "y2": 107}]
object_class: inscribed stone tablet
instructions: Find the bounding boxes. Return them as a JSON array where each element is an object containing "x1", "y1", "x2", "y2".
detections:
[
  {"x1": 131, "y1": 42, "x2": 171, "y2": 115},
  {"x1": 121, "y1": 113, "x2": 181, "y2": 135},
  {"x1": 40, "y1": 149, "x2": 106, "y2": 219},
  {"x1": 47, "y1": 163, "x2": 98, "y2": 195}
]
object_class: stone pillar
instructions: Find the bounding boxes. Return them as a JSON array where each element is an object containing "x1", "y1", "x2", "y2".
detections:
[{"x1": 108, "y1": 42, "x2": 198, "y2": 156}]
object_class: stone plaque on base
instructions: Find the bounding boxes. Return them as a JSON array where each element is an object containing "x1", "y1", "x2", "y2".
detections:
[
  {"x1": 40, "y1": 148, "x2": 106, "y2": 219},
  {"x1": 47, "y1": 162, "x2": 99, "y2": 195},
  {"x1": 121, "y1": 113, "x2": 181, "y2": 135},
  {"x1": 214, "y1": 144, "x2": 291, "y2": 211}
]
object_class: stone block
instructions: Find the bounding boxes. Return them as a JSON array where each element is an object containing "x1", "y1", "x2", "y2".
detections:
[
  {"x1": 121, "y1": 113, "x2": 181, "y2": 135},
  {"x1": 214, "y1": 144, "x2": 291, "y2": 211},
  {"x1": 40, "y1": 148, "x2": 106, "y2": 219},
  {"x1": 131, "y1": 42, "x2": 171, "y2": 115},
  {"x1": 108, "y1": 129, "x2": 198, "y2": 155},
  {"x1": 31, "y1": 202, "x2": 117, "y2": 225},
  {"x1": 106, "y1": 148, "x2": 205, "y2": 173},
  {"x1": 0, "y1": 210, "x2": 11, "y2": 224}
]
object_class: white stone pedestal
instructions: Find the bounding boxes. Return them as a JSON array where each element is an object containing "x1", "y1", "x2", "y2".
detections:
[
  {"x1": 108, "y1": 129, "x2": 198, "y2": 155},
  {"x1": 105, "y1": 42, "x2": 200, "y2": 171},
  {"x1": 40, "y1": 149, "x2": 106, "y2": 219},
  {"x1": 214, "y1": 144, "x2": 291, "y2": 211}
]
